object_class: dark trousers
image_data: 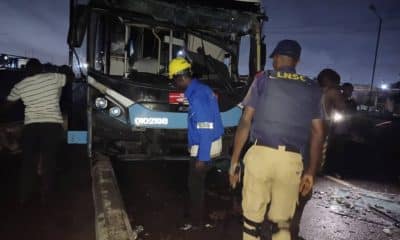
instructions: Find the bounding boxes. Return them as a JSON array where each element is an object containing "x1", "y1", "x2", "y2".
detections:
[
  {"x1": 290, "y1": 190, "x2": 313, "y2": 239},
  {"x1": 19, "y1": 123, "x2": 63, "y2": 202},
  {"x1": 187, "y1": 158, "x2": 213, "y2": 225}
]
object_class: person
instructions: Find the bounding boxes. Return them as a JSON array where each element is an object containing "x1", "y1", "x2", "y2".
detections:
[
  {"x1": 317, "y1": 69, "x2": 346, "y2": 119},
  {"x1": 229, "y1": 40, "x2": 325, "y2": 240},
  {"x1": 5, "y1": 59, "x2": 66, "y2": 205},
  {"x1": 168, "y1": 57, "x2": 224, "y2": 228},
  {"x1": 290, "y1": 68, "x2": 345, "y2": 240},
  {"x1": 342, "y1": 82, "x2": 357, "y2": 113}
]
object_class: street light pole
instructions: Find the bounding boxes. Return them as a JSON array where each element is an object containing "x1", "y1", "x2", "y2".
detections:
[{"x1": 369, "y1": 4, "x2": 382, "y2": 103}]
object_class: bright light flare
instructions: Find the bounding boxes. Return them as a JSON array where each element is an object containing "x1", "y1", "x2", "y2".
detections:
[
  {"x1": 79, "y1": 63, "x2": 88, "y2": 69},
  {"x1": 176, "y1": 49, "x2": 186, "y2": 58},
  {"x1": 380, "y1": 84, "x2": 388, "y2": 90},
  {"x1": 333, "y1": 112, "x2": 344, "y2": 122}
]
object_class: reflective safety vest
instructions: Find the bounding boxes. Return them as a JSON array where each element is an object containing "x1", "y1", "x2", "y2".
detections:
[{"x1": 251, "y1": 70, "x2": 322, "y2": 163}]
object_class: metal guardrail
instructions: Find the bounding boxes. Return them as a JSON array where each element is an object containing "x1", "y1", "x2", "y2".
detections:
[{"x1": 92, "y1": 153, "x2": 137, "y2": 240}]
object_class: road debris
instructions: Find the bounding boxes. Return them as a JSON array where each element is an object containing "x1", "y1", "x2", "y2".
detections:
[
  {"x1": 204, "y1": 223, "x2": 215, "y2": 229},
  {"x1": 382, "y1": 228, "x2": 392, "y2": 236},
  {"x1": 133, "y1": 225, "x2": 145, "y2": 235},
  {"x1": 179, "y1": 224, "x2": 193, "y2": 231},
  {"x1": 313, "y1": 181, "x2": 400, "y2": 229},
  {"x1": 133, "y1": 225, "x2": 149, "y2": 237}
]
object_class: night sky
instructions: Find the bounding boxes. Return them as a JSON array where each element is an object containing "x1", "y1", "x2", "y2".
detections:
[{"x1": 0, "y1": 0, "x2": 399, "y2": 85}]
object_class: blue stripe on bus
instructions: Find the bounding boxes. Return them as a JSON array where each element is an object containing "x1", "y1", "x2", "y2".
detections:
[
  {"x1": 128, "y1": 104, "x2": 241, "y2": 129},
  {"x1": 67, "y1": 131, "x2": 88, "y2": 144}
]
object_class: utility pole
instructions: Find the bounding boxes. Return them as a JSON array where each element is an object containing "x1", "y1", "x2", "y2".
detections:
[{"x1": 369, "y1": 4, "x2": 382, "y2": 105}]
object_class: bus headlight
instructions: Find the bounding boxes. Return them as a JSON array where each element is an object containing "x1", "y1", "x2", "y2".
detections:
[
  {"x1": 109, "y1": 106, "x2": 122, "y2": 117},
  {"x1": 95, "y1": 97, "x2": 108, "y2": 109}
]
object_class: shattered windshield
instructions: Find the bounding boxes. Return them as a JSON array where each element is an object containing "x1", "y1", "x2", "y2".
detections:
[{"x1": 107, "y1": 23, "x2": 233, "y2": 84}]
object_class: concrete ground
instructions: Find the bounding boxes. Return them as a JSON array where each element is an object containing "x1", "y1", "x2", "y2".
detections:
[
  {"x1": 0, "y1": 146, "x2": 95, "y2": 240},
  {"x1": 114, "y1": 160, "x2": 400, "y2": 240}
]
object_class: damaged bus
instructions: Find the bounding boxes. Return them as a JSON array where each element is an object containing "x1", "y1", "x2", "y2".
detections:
[{"x1": 67, "y1": 0, "x2": 267, "y2": 160}]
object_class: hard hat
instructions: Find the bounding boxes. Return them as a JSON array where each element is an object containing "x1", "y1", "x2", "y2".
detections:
[{"x1": 168, "y1": 57, "x2": 191, "y2": 79}]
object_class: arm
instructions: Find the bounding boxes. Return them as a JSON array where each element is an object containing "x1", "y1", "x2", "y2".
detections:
[
  {"x1": 231, "y1": 106, "x2": 255, "y2": 166},
  {"x1": 197, "y1": 129, "x2": 213, "y2": 162},
  {"x1": 229, "y1": 106, "x2": 255, "y2": 188},
  {"x1": 299, "y1": 119, "x2": 325, "y2": 196},
  {"x1": 191, "y1": 98, "x2": 214, "y2": 162},
  {"x1": 307, "y1": 119, "x2": 325, "y2": 176},
  {"x1": 229, "y1": 74, "x2": 263, "y2": 188},
  {"x1": 230, "y1": 74, "x2": 262, "y2": 164}
]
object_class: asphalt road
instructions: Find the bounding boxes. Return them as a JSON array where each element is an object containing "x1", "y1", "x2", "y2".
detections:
[
  {"x1": 0, "y1": 147, "x2": 399, "y2": 240},
  {"x1": 114, "y1": 160, "x2": 400, "y2": 240},
  {"x1": 300, "y1": 177, "x2": 400, "y2": 240}
]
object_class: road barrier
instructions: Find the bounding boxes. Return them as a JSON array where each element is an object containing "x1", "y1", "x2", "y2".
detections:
[{"x1": 92, "y1": 153, "x2": 137, "y2": 240}]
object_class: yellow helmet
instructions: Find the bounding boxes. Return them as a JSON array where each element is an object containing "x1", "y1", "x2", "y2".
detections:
[{"x1": 168, "y1": 57, "x2": 191, "y2": 79}]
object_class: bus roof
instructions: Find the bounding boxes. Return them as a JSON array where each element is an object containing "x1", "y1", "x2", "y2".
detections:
[{"x1": 88, "y1": 0, "x2": 265, "y2": 33}]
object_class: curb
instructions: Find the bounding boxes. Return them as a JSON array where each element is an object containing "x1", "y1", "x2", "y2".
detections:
[{"x1": 92, "y1": 153, "x2": 137, "y2": 240}]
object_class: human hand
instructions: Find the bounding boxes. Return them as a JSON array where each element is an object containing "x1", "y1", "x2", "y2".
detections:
[
  {"x1": 229, "y1": 174, "x2": 240, "y2": 189},
  {"x1": 299, "y1": 174, "x2": 314, "y2": 197},
  {"x1": 229, "y1": 161, "x2": 241, "y2": 189}
]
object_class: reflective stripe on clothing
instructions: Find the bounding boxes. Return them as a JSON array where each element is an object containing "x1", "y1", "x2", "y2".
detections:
[
  {"x1": 7, "y1": 73, "x2": 66, "y2": 125},
  {"x1": 242, "y1": 145, "x2": 303, "y2": 240},
  {"x1": 196, "y1": 122, "x2": 214, "y2": 129},
  {"x1": 189, "y1": 137, "x2": 222, "y2": 159}
]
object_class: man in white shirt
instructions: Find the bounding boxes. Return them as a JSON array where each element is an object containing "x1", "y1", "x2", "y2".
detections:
[{"x1": 5, "y1": 59, "x2": 66, "y2": 204}]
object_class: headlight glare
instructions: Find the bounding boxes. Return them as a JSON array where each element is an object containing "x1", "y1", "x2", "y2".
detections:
[
  {"x1": 333, "y1": 112, "x2": 344, "y2": 122},
  {"x1": 109, "y1": 106, "x2": 122, "y2": 117},
  {"x1": 95, "y1": 97, "x2": 108, "y2": 109}
]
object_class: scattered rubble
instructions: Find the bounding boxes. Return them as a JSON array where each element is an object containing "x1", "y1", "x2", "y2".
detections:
[
  {"x1": 205, "y1": 223, "x2": 215, "y2": 229},
  {"x1": 133, "y1": 225, "x2": 145, "y2": 236},
  {"x1": 313, "y1": 185, "x2": 400, "y2": 229},
  {"x1": 383, "y1": 228, "x2": 392, "y2": 236},
  {"x1": 179, "y1": 224, "x2": 193, "y2": 231}
]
